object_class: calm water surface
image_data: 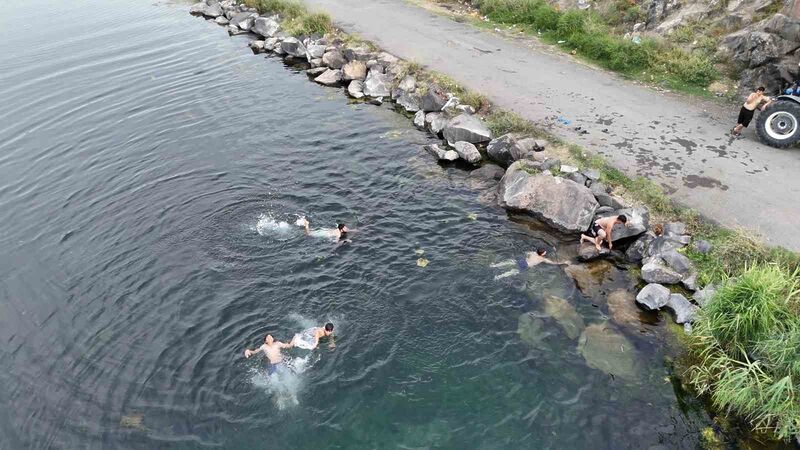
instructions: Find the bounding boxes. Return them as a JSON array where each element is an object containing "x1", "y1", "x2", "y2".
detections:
[{"x1": 0, "y1": 0, "x2": 710, "y2": 448}]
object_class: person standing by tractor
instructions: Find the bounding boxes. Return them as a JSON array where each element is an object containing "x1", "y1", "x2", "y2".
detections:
[{"x1": 732, "y1": 86, "x2": 772, "y2": 136}]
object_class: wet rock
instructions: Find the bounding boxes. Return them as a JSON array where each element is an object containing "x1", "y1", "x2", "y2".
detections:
[
  {"x1": 396, "y1": 92, "x2": 421, "y2": 113},
  {"x1": 626, "y1": 231, "x2": 655, "y2": 263},
  {"x1": 253, "y1": 17, "x2": 279, "y2": 37},
  {"x1": 517, "y1": 312, "x2": 552, "y2": 349},
  {"x1": 577, "y1": 243, "x2": 611, "y2": 261},
  {"x1": 578, "y1": 323, "x2": 638, "y2": 380},
  {"x1": 314, "y1": 69, "x2": 342, "y2": 86},
  {"x1": 249, "y1": 40, "x2": 266, "y2": 53},
  {"x1": 600, "y1": 207, "x2": 648, "y2": 242},
  {"x1": 498, "y1": 161, "x2": 598, "y2": 233},
  {"x1": 363, "y1": 70, "x2": 392, "y2": 98},
  {"x1": 443, "y1": 114, "x2": 491, "y2": 146},
  {"x1": 413, "y1": 110, "x2": 426, "y2": 129},
  {"x1": 425, "y1": 112, "x2": 447, "y2": 135},
  {"x1": 635, "y1": 283, "x2": 670, "y2": 310},
  {"x1": 469, "y1": 164, "x2": 505, "y2": 181},
  {"x1": 369, "y1": 97, "x2": 384, "y2": 106},
  {"x1": 423, "y1": 144, "x2": 447, "y2": 160},
  {"x1": 641, "y1": 258, "x2": 683, "y2": 284},
  {"x1": 665, "y1": 293, "x2": 698, "y2": 324},
  {"x1": 264, "y1": 37, "x2": 279, "y2": 50},
  {"x1": 347, "y1": 80, "x2": 365, "y2": 99},
  {"x1": 322, "y1": 50, "x2": 346, "y2": 69},
  {"x1": 214, "y1": 16, "x2": 229, "y2": 25},
  {"x1": 453, "y1": 141, "x2": 481, "y2": 165},
  {"x1": 421, "y1": 85, "x2": 448, "y2": 112},
  {"x1": 607, "y1": 289, "x2": 641, "y2": 327},
  {"x1": 543, "y1": 296, "x2": 585, "y2": 340},
  {"x1": 281, "y1": 37, "x2": 307, "y2": 57},
  {"x1": 341, "y1": 60, "x2": 366, "y2": 81},
  {"x1": 229, "y1": 11, "x2": 256, "y2": 31},
  {"x1": 226, "y1": 24, "x2": 241, "y2": 35},
  {"x1": 692, "y1": 239, "x2": 712, "y2": 254},
  {"x1": 343, "y1": 46, "x2": 372, "y2": 62},
  {"x1": 693, "y1": 284, "x2": 717, "y2": 308}
]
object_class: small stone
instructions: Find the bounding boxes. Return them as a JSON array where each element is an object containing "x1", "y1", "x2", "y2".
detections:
[
  {"x1": 363, "y1": 70, "x2": 391, "y2": 97},
  {"x1": 314, "y1": 69, "x2": 342, "y2": 86},
  {"x1": 642, "y1": 258, "x2": 683, "y2": 284},
  {"x1": 322, "y1": 50, "x2": 346, "y2": 69},
  {"x1": 442, "y1": 150, "x2": 459, "y2": 161},
  {"x1": 583, "y1": 169, "x2": 601, "y2": 181},
  {"x1": 567, "y1": 171, "x2": 587, "y2": 186},
  {"x1": 665, "y1": 293, "x2": 699, "y2": 324},
  {"x1": 421, "y1": 85, "x2": 448, "y2": 112},
  {"x1": 280, "y1": 37, "x2": 307, "y2": 57},
  {"x1": 347, "y1": 80, "x2": 365, "y2": 99},
  {"x1": 635, "y1": 283, "x2": 670, "y2": 310},
  {"x1": 425, "y1": 112, "x2": 448, "y2": 135},
  {"x1": 442, "y1": 114, "x2": 492, "y2": 145},
  {"x1": 396, "y1": 92, "x2": 421, "y2": 113},
  {"x1": 423, "y1": 143, "x2": 447, "y2": 159},
  {"x1": 215, "y1": 16, "x2": 229, "y2": 25},
  {"x1": 252, "y1": 17, "x2": 279, "y2": 37},
  {"x1": 306, "y1": 67, "x2": 328, "y2": 76},
  {"x1": 413, "y1": 110, "x2": 426, "y2": 129},
  {"x1": 369, "y1": 96, "x2": 384, "y2": 106},
  {"x1": 341, "y1": 60, "x2": 367, "y2": 81},
  {"x1": 560, "y1": 164, "x2": 579, "y2": 174},
  {"x1": 249, "y1": 40, "x2": 266, "y2": 53}
]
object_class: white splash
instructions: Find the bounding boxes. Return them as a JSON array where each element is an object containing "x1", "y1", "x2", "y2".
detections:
[
  {"x1": 252, "y1": 213, "x2": 291, "y2": 236},
  {"x1": 249, "y1": 353, "x2": 318, "y2": 410}
]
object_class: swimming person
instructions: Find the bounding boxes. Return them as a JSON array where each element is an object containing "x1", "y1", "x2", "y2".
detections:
[
  {"x1": 291, "y1": 323, "x2": 335, "y2": 350},
  {"x1": 244, "y1": 334, "x2": 294, "y2": 375},
  {"x1": 491, "y1": 247, "x2": 563, "y2": 280},
  {"x1": 297, "y1": 217, "x2": 350, "y2": 240},
  {"x1": 579, "y1": 214, "x2": 628, "y2": 251}
]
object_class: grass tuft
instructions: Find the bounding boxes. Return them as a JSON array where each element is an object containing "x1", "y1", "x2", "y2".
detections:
[{"x1": 244, "y1": 0, "x2": 334, "y2": 36}]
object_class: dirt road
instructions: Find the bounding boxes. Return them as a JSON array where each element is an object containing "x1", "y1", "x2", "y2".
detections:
[{"x1": 304, "y1": 0, "x2": 800, "y2": 250}]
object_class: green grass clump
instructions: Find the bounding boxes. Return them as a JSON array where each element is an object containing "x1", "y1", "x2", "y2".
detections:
[
  {"x1": 472, "y1": 0, "x2": 718, "y2": 88},
  {"x1": 244, "y1": 0, "x2": 333, "y2": 36},
  {"x1": 484, "y1": 110, "x2": 542, "y2": 137},
  {"x1": 686, "y1": 265, "x2": 800, "y2": 440}
]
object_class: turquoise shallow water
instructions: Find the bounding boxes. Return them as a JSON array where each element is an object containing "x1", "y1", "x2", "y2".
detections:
[{"x1": 0, "y1": 0, "x2": 710, "y2": 448}]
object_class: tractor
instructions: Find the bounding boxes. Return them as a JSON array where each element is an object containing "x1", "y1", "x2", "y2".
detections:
[{"x1": 756, "y1": 94, "x2": 800, "y2": 148}]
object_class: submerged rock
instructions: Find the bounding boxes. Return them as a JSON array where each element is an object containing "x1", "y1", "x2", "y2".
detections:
[
  {"x1": 578, "y1": 323, "x2": 638, "y2": 380},
  {"x1": 543, "y1": 296, "x2": 585, "y2": 340},
  {"x1": 517, "y1": 312, "x2": 550, "y2": 349},
  {"x1": 498, "y1": 161, "x2": 598, "y2": 233},
  {"x1": 635, "y1": 283, "x2": 670, "y2": 310},
  {"x1": 564, "y1": 260, "x2": 616, "y2": 299},
  {"x1": 443, "y1": 114, "x2": 491, "y2": 146},
  {"x1": 453, "y1": 141, "x2": 481, "y2": 165},
  {"x1": 607, "y1": 289, "x2": 641, "y2": 327},
  {"x1": 665, "y1": 293, "x2": 698, "y2": 324},
  {"x1": 469, "y1": 164, "x2": 505, "y2": 181}
]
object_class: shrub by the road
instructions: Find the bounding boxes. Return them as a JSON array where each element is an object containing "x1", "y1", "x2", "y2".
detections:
[
  {"x1": 686, "y1": 264, "x2": 800, "y2": 440},
  {"x1": 473, "y1": 0, "x2": 717, "y2": 87}
]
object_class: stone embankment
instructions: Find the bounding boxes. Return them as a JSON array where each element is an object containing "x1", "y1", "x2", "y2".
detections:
[{"x1": 190, "y1": 0, "x2": 714, "y2": 334}]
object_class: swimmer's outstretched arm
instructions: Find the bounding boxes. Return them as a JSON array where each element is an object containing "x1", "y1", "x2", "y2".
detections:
[
  {"x1": 277, "y1": 340, "x2": 293, "y2": 349},
  {"x1": 244, "y1": 345, "x2": 263, "y2": 358}
]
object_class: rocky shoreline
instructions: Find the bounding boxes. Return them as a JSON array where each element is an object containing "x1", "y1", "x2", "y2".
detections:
[{"x1": 191, "y1": 0, "x2": 712, "y2": 350}]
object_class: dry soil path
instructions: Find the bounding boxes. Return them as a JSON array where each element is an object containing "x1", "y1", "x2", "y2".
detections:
[{"x1": 304, "y1": 0, "x2": 800, "y2": 250}]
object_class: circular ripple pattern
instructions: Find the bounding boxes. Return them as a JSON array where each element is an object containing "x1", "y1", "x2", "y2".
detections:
[{"x1": 0, "y1": 0, "x2": 709, "y2": 448}]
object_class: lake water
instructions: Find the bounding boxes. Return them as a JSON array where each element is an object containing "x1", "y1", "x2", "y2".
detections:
[{"x1": 0, "y1": 0, "x2": 711, "y2": 448}]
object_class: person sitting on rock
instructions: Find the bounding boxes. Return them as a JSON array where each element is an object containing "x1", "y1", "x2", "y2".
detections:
[
  {"x1": 491, "y1": 247, "x2": 564, "y2": 280},
  {"x1": 580, "y1": 214, "x2": 627, "y2": 251}
]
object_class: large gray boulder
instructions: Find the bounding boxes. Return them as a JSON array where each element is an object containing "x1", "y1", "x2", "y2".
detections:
[
  {"x1": 306, "y1": 44, "x2": 327, "y2": 61},
  {"x1": 421, "y1": 85, "x2": 448, "y2": 112},
  {"x1": 252, "y1": 17, "x2": 279, "y2": 37},
  {"x1": 443, "y1": 114, "x2": 491, "y2": 146},
  {"x1": 665, "y1": 294, "x2": 699, "y2": 324},
  {"x1": 498, "y1": 161, "x2": 598, "y2": 233},
  {"x1": 341, "y1": 60, "x2": 367, "y2": 81},
  {"x1": 595, "y1": 207, "x2": 649, "y2": 242},
  {"x1": 322, "y1": 50, "x2": 346, "y2": 69},
  {"x1": 363, "y1": 70, "x2": 392, "y2": 98},
  {"x1": 343, "y1": 46, "x2": 373, "y2": 62},
  {"x1": 626, "y1": 231, "x2": 655, "y2": 262},
  {"x1": 395, "y1": 92, "x2": 421, "y2": 113},
  {"x1": 347, "y1": 80, "x2": 365, "y2": 99},
  {"x1": 486, "y1": 133, "x2": 539, "y2": 166},
  {"x1": 635, "y1": 283, "x2": 670, "y2": 310},
  {"x1": 661, "y1": 249, "x2": 694, "y2": 276},
  {"x1": 425, "y1": 112, "x2": 447, "y2": 135},
  {"x1": 453, "y1": 141, "x2": 482, "y2": 165},
  {"x1": 229, "y1": 11, "x2": 256, "y2": 31},
  {"x1": 314, "y1": 69, "x2": 342, "y2": 86},
  {"x1": 190, "y1": 1, "x2": 223, "y2": 17},
  {"x1": 646, "y1": 235, "x2": 685, "y2": 259},
  {"x1": 280, "y1": 37, "x2": 307, "y2": 57},
  {"x1": 641, "y1": 257, "x2": 683, "y2": 284}
]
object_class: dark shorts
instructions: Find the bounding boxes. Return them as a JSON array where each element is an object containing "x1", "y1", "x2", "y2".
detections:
[
  {"x1": 516, "y1": 258, "x2": 529, "y2": 271},
  {"x1": 588, "y1": 223, "x2": 603, "y2": 238},
  {"x1": 267, "y1": 361, "x2": 285, "y2": 375},
  {"x1": 737, "y1": 106, "x2": 755, "y2": 128}
]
